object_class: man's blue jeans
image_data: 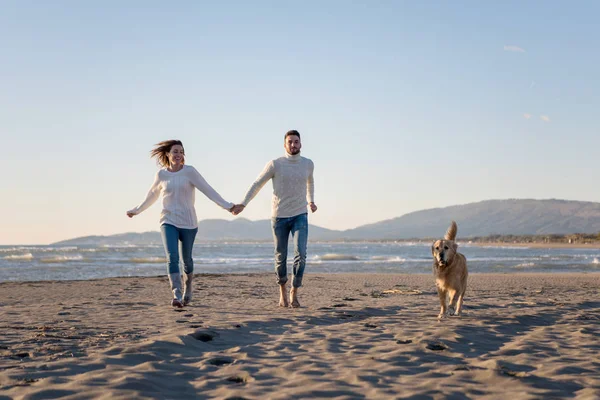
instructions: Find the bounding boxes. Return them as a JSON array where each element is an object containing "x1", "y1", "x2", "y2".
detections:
[
  {"x1": 271, "y1": 213, "x2": 308, "y2": 288},
  {"x1": 160, "y1": 224, "x2": 198, "y2": 274}
]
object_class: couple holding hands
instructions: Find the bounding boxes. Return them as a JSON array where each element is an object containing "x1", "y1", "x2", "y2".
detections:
[{"x1": 127, "y1": 130, "x2": 316, "y2": 308}]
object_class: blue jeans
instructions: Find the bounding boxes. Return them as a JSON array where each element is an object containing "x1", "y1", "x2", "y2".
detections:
[
  {"x1": 272, "y1": 213, "x2": 308, "y2": 288},
  {"x1": 160, "y1": 224, "x2": 198, "y2": 274}
]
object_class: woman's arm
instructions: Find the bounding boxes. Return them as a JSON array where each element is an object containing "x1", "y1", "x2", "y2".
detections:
[
  {"x1": 189, "y1": 167, "x2": 234, "y2": 210},
  {"x1": 127, "y1": 172, "x2": 161, "y2": 217}
]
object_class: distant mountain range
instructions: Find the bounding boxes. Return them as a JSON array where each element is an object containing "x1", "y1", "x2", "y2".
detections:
[{"x1": 53, "y1": 199, "x2": 600, "y2": 245}]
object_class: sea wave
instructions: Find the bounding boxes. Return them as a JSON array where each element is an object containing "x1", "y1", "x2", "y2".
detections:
[
  {"x1": 469, "y1": 257, "x2": 535, "y2": 262},
  {"x1": 3, "y1": 253, "x2": 34, "y2": 260},
  {"x1": 101, "y1": 244, "x2": 140, "y2": 249},
  {"x1": 392, "y1": 241, "x2": 429, "y2": 247},
  {"x1": 366, "y1": 256, "x2": 406, "y2": 264},
  {"x1": 513, "y1": 262, "x2": 536, "y2": 268},
  {"x1": 0, "y1": 248, "x2": 20, "y2": 253},
  {"x1": 472, "y1": 245, "x2": 531, "y2": 250},
  {"x1": 195, "y1": 257, "x2": 272, "y2": 265},
  {"x1": 316, "y1": 254, "x2": 360, "y2": 261},
  {"x1": 80, "y1": 248, "x2": 110, "y2": 253},
  {"x1": 0, "y1": 246, "x2": 79, "y2": 253},
  {"x1": 40, "y1": 255, "x2": 85, "y2": 263}
]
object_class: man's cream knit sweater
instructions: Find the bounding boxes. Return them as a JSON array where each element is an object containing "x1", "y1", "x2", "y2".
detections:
[{"x1": 242, "y1": 152, "x2": 315, "y2": 218}]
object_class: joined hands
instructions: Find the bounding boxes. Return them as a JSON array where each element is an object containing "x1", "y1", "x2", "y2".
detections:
[
  {"x1": 229, "y1": 202, "x2": 316, "y2": 216},
  {"x1": 230, "y1": 204, "x2": 245, "y2": 215}
]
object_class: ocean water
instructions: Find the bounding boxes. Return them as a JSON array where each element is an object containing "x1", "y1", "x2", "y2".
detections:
[{"x1": 1, "y1": 242, "x2": 599, "y2": 282}]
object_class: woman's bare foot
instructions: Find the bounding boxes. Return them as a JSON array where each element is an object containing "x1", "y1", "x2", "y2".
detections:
[
  {"x1": 279, "y1": 284, "x2": 289, "y2": 307},
  {"x1": 290, "y1": 287, "x2": 300, "y2": 308}
]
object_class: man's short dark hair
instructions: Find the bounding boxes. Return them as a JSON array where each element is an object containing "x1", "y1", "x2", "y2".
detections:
[{"x1": 284, "y1": 130, "x2": 300, "y2": 140}]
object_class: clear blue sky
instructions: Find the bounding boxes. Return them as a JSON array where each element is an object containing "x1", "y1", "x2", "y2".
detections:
[{"x1": 1, "y1": 1, "x2": 598, "y2": 244}]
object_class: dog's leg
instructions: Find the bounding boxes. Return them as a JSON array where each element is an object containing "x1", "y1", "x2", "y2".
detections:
[
  {"x1": 448, "y1": 290, "x2": 458, "y2": 315},
  {"x1": 454, "y1": 289, "x2": 466, "y2": 316},
  {"x1": 437, "y1": 288, "x2": 447, "y2": 320}
]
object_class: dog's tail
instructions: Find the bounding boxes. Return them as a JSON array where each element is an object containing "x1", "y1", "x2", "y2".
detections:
[{"x1": 444, "y1": 221, "x2": 458, "y2": 241}]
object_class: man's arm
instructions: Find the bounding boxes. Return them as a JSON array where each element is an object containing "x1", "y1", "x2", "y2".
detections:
[
  {"x1": 307, "y1": 160, "x2": 317, "y2": 213},
  {"x1": 232, "y1": 161, "x2": 275, "y2": 215},
  {"x1": 241, "y1": 161, "x2": 275, "y2": 206}
]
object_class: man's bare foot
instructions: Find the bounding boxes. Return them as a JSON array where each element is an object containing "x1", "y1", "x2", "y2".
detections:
[
  {"x1": 279, "y1": 284, "x2": 289, "y2": 307},
  {"x1": 290, "y1": 287, "x2": 300, "y2": 308}
]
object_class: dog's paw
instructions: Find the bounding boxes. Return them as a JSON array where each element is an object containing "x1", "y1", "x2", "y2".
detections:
[{"x1": 437, "y1": 313, "x2": 445, "y2": 320}]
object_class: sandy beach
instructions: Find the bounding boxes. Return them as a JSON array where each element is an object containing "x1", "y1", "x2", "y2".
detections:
[{"x1": 1, "y1": 273, "x2": 599, "y2": 399}]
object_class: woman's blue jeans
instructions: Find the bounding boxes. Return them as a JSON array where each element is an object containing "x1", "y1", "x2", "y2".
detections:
[
  {"x1": 160, "y1": 224, "x2": 198, "y2": 274},
  {"x1": 271, "y1": 213, "x2": 308, "y2": 288}
]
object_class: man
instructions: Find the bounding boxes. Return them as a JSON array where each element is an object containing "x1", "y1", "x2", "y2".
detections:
[{"x1": 232, "y1": 130, "x2": 317, "y2": 308}]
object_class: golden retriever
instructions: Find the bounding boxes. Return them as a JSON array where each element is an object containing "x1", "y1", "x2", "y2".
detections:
[{"x1": 431, "y1": 221, "x2": 468, "y2": 319}]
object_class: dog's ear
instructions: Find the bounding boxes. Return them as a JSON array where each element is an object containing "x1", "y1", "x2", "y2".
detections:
[{"x1": 431, "y1": 242, "x2": 435, "y2": 256}]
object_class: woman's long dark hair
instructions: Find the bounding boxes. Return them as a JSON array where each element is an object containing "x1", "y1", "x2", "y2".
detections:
[{"x1": 150, "y1": 140, "x2": 185, "y2": 168}]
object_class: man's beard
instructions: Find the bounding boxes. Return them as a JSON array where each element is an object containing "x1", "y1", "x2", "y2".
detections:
[{"x1": 288, "y1": 148, "x2": 300, "y2": 155}]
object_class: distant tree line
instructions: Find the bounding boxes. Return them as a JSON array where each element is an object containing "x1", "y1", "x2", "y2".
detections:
[
  {"x1": 368, "y1": 232, "x2": 600, "y2": 244},
  {"x1": 463, "y1": 233, "x2": 600, "y2": 244}
]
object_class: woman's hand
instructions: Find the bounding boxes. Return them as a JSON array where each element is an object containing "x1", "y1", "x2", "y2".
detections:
[
  {"x1": 126, "y1": 210, "x2": 137, "y2": 218},
  {"x1": 230, "y1": 204, "x2": 245, "y2": 215}
]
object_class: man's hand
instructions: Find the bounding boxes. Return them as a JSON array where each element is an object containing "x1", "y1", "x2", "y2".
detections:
[
  {"x1": 309, "y1": 202, "x2": 318, "y2": 213},
  {"x1": 126, "y1": 210, "x2": 137, "y2": 218},
  {"x1": 231, "y1": 204, "x2": 246, "y2": 215}
]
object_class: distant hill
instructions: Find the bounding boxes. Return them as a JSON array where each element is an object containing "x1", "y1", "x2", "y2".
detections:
[
  {"x1": 54, "y1": 218, "x2": 339, "y2": 245},
  {"x1": 187, "y1": 218, "x2": 339, "y2": 241},
  {"x1": 53, "y1": 199, "x2": 600, "y2": 245},
  {"x1": 338, "y1": 199, "x2": 600, "y2": 239}
]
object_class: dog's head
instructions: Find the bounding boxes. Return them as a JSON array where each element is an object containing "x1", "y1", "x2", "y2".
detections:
[{"x1": 432, "y1": 239, "x2": 458, "y2": 267}]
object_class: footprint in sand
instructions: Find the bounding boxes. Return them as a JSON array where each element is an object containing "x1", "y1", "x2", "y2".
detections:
[
  {"x1": 426, "y1": 342, "x2": 448, "y2": 351},
  {"x1": 208, "y1": 356, "x2": 234, "y2": 366},
  {"x1": 17, "y1": 377, "x2": 39, "y2": 386},
  {"x1": 226, "y1": 375, "x2": 250, "y2": 384},
  {"x1": 331, "y1": 303, "x2": 348, "y2": 308},
  {"x1": 10, "y1": 352, "x2": 30, "y2": 360},
  {"x1": 190, "y1": 331, "x2": 217, "y2": 342}
]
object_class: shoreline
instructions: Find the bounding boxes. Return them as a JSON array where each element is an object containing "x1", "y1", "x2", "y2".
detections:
[{"x1": 2, "y1": 269, "x2": 600, "y2": 285}]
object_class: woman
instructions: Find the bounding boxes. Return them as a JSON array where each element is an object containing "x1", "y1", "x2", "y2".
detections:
[{"x1": 127, "y1": 140, "x2": 234, "y2": 308}]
